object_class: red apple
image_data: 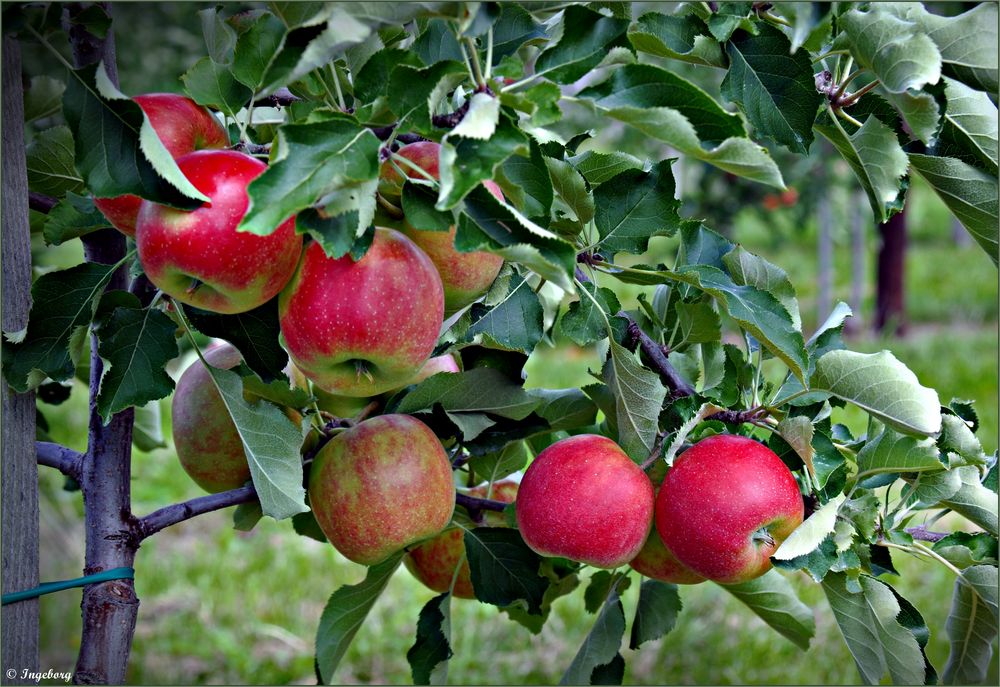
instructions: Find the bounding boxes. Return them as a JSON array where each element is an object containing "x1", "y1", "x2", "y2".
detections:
[
  {"x1": 516, "y1": 434, "x2": 654, "y2": 568},
  {"x1": 405, "y1": 480, "x2": 518, "y2": 598},
  {"x1": 656, "y1": 434, "x2": 804, "y2": 584},
  {"x1": 629, "y1": 516, "x2": 706, "y2": 585},
  {"x1": 136, "y1": 149, "x2": 302, "y2": 314},
  {"x1": 380, "y1": 141, "x2": 505, "y2": 313},
  {"x1": 278, "y1": 228, "x2": 444, "y2": 397},
  {"x1": 407, "y1": 353, "x2": 461, "y2": 385},
  {"x1": 94, "y1": 93, "x2": 229, "y2": 236},
  {"x1": 308, "y1": 414, "x2": 456, "y2": 565}
]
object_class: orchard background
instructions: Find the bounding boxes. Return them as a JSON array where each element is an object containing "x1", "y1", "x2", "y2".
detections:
[{"x1": 1, "y1": 1, "x2": 998, "y2": 685}]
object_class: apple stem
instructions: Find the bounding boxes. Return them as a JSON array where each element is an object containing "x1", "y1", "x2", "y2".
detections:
[
  {"x1": 751, "y1": 528, "x2": 776, "y2": 548},
  {"x1": 184, "y1": 277, "x2": 203, "y2": 295},
  {"x1": 376, "y1": 193, "x2": 405, "y2": 219}
]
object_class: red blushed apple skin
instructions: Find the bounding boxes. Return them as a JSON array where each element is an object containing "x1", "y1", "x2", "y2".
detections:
[
  {"x1": 136, "y1": 150, "x2": 302, "y2": 314},
  {"x1": 171, "y1": 344, "x2": 251, "y2": 493},
  {"x1": 278, "y1": 228, "x2": 445, "y2": 397},
  {"x1": 405, "y1": 481, "x2": 518, "y2": 598},
  {"x1": 380, "y1": 141, "x2": 505, "y2": 313},
  {"x1": 308, "y1": 414, "x2": 456, "y2": 566},
  {"x1": 407, "y1": 353, "x2": 461, "y2": 385},
  {"x1": 657, "y1": 434, "x2": 804, "y2": 585},
  {"x1": 516, "y1": 434, "x2": 654, "y2": 569},
  {"x1": 629, "y1": 517, "x2": 706, "y2": 585},
  {"x1": 94, "y1": 93, "x2": 229, "y2": 236}
]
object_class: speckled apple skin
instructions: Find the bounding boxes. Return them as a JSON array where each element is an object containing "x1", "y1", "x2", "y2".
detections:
[
  {"x1": 657, "y1": 434, "x2": 804, "y2": 584},
  {"x1": 380, "y1": 141, "x2": 505, "y2": 312},
  {"x1": 171, "y1": 344, "x2": 251, "y2": 493},
  {"x1": 278, "y1": 228, "x2": 445, "y2": 397},
  {"x1": 94, "y1": 94, "x2": 229, "y2": 236},
  {"x1": 407, "y1": 354, "x2": 461, "y2": 385},
  {"x1": 136, "y1": 150, "x2": 302, "y2": 314},
  {"x1": 516, "y1": 434, "x2": 654, "y2": 569},
  {"x1": 308, "y1": 414, "x2": 456, "y2": 565},
  {"x1": 629, "y1": 512, "x2": 706, "y2": 585},
  {"x1": 405, "y1": 481, "x2": 518, "y2": 598}
]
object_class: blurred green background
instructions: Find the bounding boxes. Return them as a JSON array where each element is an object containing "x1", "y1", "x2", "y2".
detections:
[{"x1": 24, "y1": 2, "x2": 998, "y2": 685}]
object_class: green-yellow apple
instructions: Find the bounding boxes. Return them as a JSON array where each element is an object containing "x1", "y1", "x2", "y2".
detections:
[
  {"x1": 516, "y1": 434, "x2": 654, "y2": 568},
  {"x1": 657, "y1": 434, "x2": 804, "y2": 584},
  {"x1": 380, "y1": 141, "x2": 504, "y2": 313},
  {"x1": 308, "y1": 414, "x2": 456, "y2": 565},
  {"x1": 94, "y1": 93, "x2": 229, "y2": 236},
  {"x1": 278, "y1": 227, "x2": 444, "y2": 397},
  {"x1": 405, "y1": 480, "x2": 518, "y2": 598},
  {"x1": 171, "y1": 344, "x2": 250, "y2": 493},
  {"x1": 136, "y1": 149, "x2": 302, "y2": 314},
  {"x1": 287, "y1": 361, "x2": 377, "y2": 419}
]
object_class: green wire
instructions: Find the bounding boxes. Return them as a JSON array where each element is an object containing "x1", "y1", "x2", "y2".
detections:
[{"x1": 2, "y1": 567, "x2": 135, "y2": 606}]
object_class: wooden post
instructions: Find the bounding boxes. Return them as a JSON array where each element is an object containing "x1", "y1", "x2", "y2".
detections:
[{"x1": 2, "y1": 36, "x2": 41, "y2": 683}]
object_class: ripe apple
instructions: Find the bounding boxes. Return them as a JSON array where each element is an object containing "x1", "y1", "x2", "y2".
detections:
[
  {"x1": 407, "y1": 353, "x2": 461, "y2": 385},
  {"x1": 379, "y1": 141, "x2": 505, "y2": 313},
  {"x1": 171, "y1": 343, "x2": 250, "y2": 493},
  {"x1": 656, "y1": 434, "x2": 804, "y2": 584},
  {"x1": 308, "y1": 414, "x2": 456, "y2": 565},
  {"x1": 136, "y1": 149, "x2": 302, "y2": 314},
  {"x1": 516, "y1": 434, "x2": 654, "y2": 568},
  {"x1": 629, "y1": 518, "x2": 706, "y2": 585},
  {"x1": 405, "y1": 480, "x2": 518, "y2": 598},
  {"x1": 278, "y1": 227, "x2": 445, "y2": 397},
  {"x1": 94, "y1": 93, "x2": 229, "y2": 236}
]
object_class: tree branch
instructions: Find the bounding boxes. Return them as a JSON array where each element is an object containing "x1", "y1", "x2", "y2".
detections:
[
  {"x1": 618, "y1": 312, "x2": 696, "y2": 398},
  {"x1": 136, "y1": 485, "x2": 258, "y2": 541},
  {"x1": 29, "y1": 191, "x2": 58, "y2": 214},
  {"x1": 36, "y1": 442, "x2": 83, "y2": 480},
  {"x1": 455, "y1": 492, "x2": 508, "y2": 514},
  {"x1": 905, "y1": 526, "x2": 950, "y2": 543}
]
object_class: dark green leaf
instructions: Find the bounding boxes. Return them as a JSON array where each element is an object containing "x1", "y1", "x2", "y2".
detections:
[
  {"x1": 386, "y1": 61, "x2": 468, "y2": 135},
  {"x1": 315, "y1": 554, "x2": 403, "y2": 684},
  {"x1": 942, "y1": 565, "x2": 998, "y2": 685},
  {"x1": 559, "y1": 576, "x2": 626, "y2": 685},
  {"x1": 413, "y1": 19, "x2": 464, "y2": 63},
  {"x1": 292, "y1": 510, "x2": 328, "y2": 542},
  {"x1": 491, "y1": 3, "x2": 546, "y2": 62},
  {"x1": 23, "y1": 75, "x2": 64, "y2": 123},
  {"x1": 721, "y1": 570, "x2": 815, "y2": 650},
  {"x1": 628, "y1": 12, "x2": 725, "y2": 68},
  {"x1": 231, "y1": 11, "x2": 287, "y2": 90},
  {"x1": 567, "y1": 150, "x2": 644, "y2": 185},
  {"x1": 527, "y1": 388, "x2": 598, "y2": 433},
  {"x1": 629, "y1": 579, "x2": 682, "y2": 650},
  {"x1": 408, "y1": 593, "x2": 452, "y2": 685},
  {"x1": 355, "y1": 48, "x2": 422, "y2": 103},
  {"x1": 545, "y1": 155, "x2": 595, "y2": 225},
  {"x1": 464, "y1": 527, "x2": 548, "y2": 614},
  {"x1": 534, "y1": 5, "x2": 629, "y2": 84},
  {"x1": 26, "y1": 126, "x2": 83, "y2": 197},
  {"x1": 467, "y1": 274, "x2": 544, "y2": 355},
  {"x1": 603, "y1": 339, "x2": 667, "y2": 462},
  {"x1": 396, "y1": 367, "x2": 539, "y2": 420},
  {"x1": 936, "y1": 78, "x2": 998, "y2": 175},
  {"x1": 707, "y1": 2, "x2": 753, "y2": 42},
  {"x1": 438, "y1": 116, "x2": 527, "y2": 209},
  {"x1": 43, "y1": 192, "x2": 111, "y2": 246},
  {"x1": 233, "y1": 501, "x2": 264, "y2": 531},
  {"x1": 468, "y1": 441, "x2": 529, "y2": 482},
  {"x1": 933, "y1": 533, "x2": 998, "y2": 569},
  {"x1": 402, "y1": 183, "x2": 453, "y2": 232},
  {"x1": 181, "y1": 57, "x2": 253, "y2": 118},
  {"x1": 940, "y1": 467, "x2": 998, "y2": 536},
  {"x1": 185, "y1": 299, "x2": 287, "y2": 383},
  {"x1": 589, "y1": 655, "x2": 625, "y2": 685},
  {"x1": 584, "y1": 571, "x2": 619, "y2": 614},
  {"x1": 199, "y1": 6, "x2": 238, "y2": 63},
  {"x1": 501, "y1": 141, "x2": 554, "y2": 223},
  {"x1": 560, "y1": 283, "x2": 620, "y2": 347},
  {"x1": 593, "y1": 160, "x2": 685, "y2": 255}
]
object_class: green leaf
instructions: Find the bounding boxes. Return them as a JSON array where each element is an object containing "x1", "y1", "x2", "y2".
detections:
[
  {"x1": 603, "y1": 339, "x2": 667, "y2": 462},
  {"x1": 811, "y1": 349, "x2": 942, "y2": 437},
  {"x1": 2, "y1": 261, "x2": 120, "y2": 392},
  {"x1": 491, "y1": 3, "x2": 546, "y2": 62},
  {"x1": 939, "y1": 413, "x2": 988, "y2": 467},
  {"x1": 560, "y1": 577, "x2": 626, "y2": 685},
  {"x1": 315, "y1": 554, "x2": 402, "y2": 684},
  {"x1": 908, "y1": 153, "x2": 998, "y2": 265},
  {"x1": 233, "y1": 501, "x2": 264, "y2": 531},
  {"x1": 839, "y1": 5, "x2": 942, "y2": 94},
  {"x1": 407, "y1": 593, "x2": 452, "y2": 685},
  {"x1": 814, "y1": 113, "x2": 909, "y2": 224},
  {"x1": 720, "y1": 569, "x2": 816, "y2": 650},
  {"x1": 457, "y1": 188, "x2": 576, "y2": 291},
  {"x1": 413, "y1": 19, "x2": 464, "y2": 64},
  {"x1": 501, "y1": 141, "x2": 553, "y2": 222},
  {"x1": 627, "y1": 12, "x2": 725, "y2": 68},
  {"x1": 95, "y1": 300, "x2": 179, "y2": 423},
  {"x1": 578, "y1": 64, "x2": 783, "y2": 187},
  {"x1": 856, "y1": 427, "x2": 943, "y2": 479},
  {"x1": 822, "y1": 573, "x2": 927, "y2": 685},
  {"x1": 294, "y1": 208, "x2": 372, "y2": 260},
  {"x1": 937, "y1": 78, "x2": 998, "y2": 174},
  {"x1": 467, "y1": 274, "x2": 544, "y2": 355},
  {"x1": 534, "y1": 5, "x2": 629, "y2": 84},
  {"x1": 270, "y1": 2, "x2": 331, "y2": 29},
  {"x1": 933, "y1": 532, "x2": 998, "y2": 569},
  {"x1": 468, "y1": 441, "x2": 529, "y2": 482},
  {"x1": 25, "y1": 126, "x2": 83, "y2": 197},
  {"x1": 774, "y1": 494, "x2": 846, "y2": 560},
  {"x1": 240, "y1": 118, "x2": 381, "y2": 236},
  {"x1": 723, "y1": 245, "x2": 801, "y2": 331},
  {"x1": 181, "y1": 57, "x2": 253, "y2": 118},
  {"x1": 438, "y1": 116, "x2": 527, "y2": 209},
  {"x1": 940, "y1": 467, "x2": 999, "y2": 536},
  {"x1": 560, "y1": 283, "x2": 621, "y2": 347},
  {"x1": 354, "y1": 48, "x2": 420, "y2": 104},
  {"x1": 396, "y1": 367, "x2": 539, "y2": 420},
  {"x1": 231, "y1": 11, "x2": 286, "y2": 91},
  {"x1": 913, "y1": 2, "x2": 998, "y2": 94},
  {"x1": 464, "y1": 527, "x2": 548, "y2": 614},
  {"x1": 43, "y1": 192, "x2": 111, "y2": 246},
  {"x1": 629, "y1": 580, "x2": 682, "y2": 650},
  {"x1": 132, "y1": 400, "x2": 167, "y2": 452},
  {"x1": 721, "y1": 25, "x2": 823, "y2": 154},
  {"x1": 592, "y1": 160, "x2": 685, "y2": 255},
  {"x1": 185, "y1": 300, "x2": 287, "y2": 383},
  {"x1": 584, "y1": 570, "x2": 620, "y2": 614},
  {"x1": 527, "y1": 388, "x2": 598, "y2": 433},
  {"x1": 190, "y1": 346, "x2": 307, "y2": 519},
  {"x1": 567, "y1": 150, "x2": 644, "y2": 185},
  {"x1": 199, "y1": 6, "x2": 238, "y2": 63},
  {"x1": 23, "y1": 75, "x2": 65, "y2": 123},
  {"x1": 446, "y1": 411, "x2": 495, "y2": 441},
  {"x1": 63, "y1": 64, "x2": 207, "y2": 206},
  {"x1": 707, "y1": 2, "x2": 754, "y2": 42},
  {"x1": 675, "y1": 300, "x2": 722, "y2": 345},
  {"x1": 401, "y1": 183, "x2": 453, "y2": 232},
  {"x1": 500, "y1": 81, "x2": 563, "y2": 128},
  {"x1": 291, "y1": 509, "x2": 328, "y2": 542},
  {"x1": 544, "y1": 156, "x2": 595, "y2": 225},
  {"x1": 942, "y1": 565, "x2": 998, "y2": 685},
  {"x1": 386, "y1": 61, "x2": 467, "y2": 135}
]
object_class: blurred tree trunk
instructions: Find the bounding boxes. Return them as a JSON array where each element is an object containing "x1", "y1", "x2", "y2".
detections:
[
  {"x1": 2, "y1": 36, "x2": 40, "y2": 683},
  {"x1": 874, "y1": 207, "x2": 907, "y2": 335},
  {"x1": 846, "y1": 193, "x2": 866, "y2": 335},
  {"x1": 817, "y1": 183, "x2": 834, "y2": 323}
]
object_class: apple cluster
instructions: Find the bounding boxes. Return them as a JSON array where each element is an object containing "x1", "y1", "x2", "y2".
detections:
[{"x1": 106, "y1": 94, "x2": 803, "y2": 590}]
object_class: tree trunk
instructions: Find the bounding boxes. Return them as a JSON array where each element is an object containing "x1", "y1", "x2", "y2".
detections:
[
  {"x1": 816, "y1": 182, "x2": 834, "y2": 324},
  {"x1": 847, "y1": 192, "x2": 866, "y2": 335},
  {"x1": 874, "y1": 207, "x2": 907, "y2": 335},
  {"x1": 1, "y1": 36, "x2": 41, "y2": 684}
]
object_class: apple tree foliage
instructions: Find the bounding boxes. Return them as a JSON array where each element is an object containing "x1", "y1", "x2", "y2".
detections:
[{"x1": 4, "y1": 1, "x2": 999, "y2": 685}]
